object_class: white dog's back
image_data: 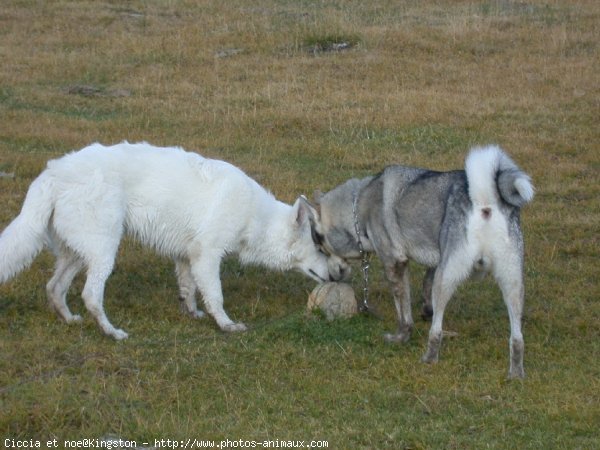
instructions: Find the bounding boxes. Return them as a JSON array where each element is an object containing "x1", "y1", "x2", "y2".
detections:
[{"x1": 46, "y1": 142, "x2": 268, "y2": 258}]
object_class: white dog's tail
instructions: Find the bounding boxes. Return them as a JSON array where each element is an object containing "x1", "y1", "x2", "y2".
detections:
[
  {"x1": 0, "y1": 172, "x2": 54, "y2": 283},
  {"x1": 465, "y1": 145, "x2": 534, "y2": 209}
]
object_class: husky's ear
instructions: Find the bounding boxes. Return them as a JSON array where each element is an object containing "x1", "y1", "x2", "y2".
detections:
[
  {"x1": 313, "y1": 190, "x2": 324, "y2": 205},
  {"x1": 291, "y1": 195, "x2": 318, "y2": 227},
  {"x1": 312, "y1": 190, "x2": 323, "y2": 214}
]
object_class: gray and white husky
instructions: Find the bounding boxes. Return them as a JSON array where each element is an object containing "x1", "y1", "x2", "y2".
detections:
[
  {"x1": 312, "y1": 145, "x2": 534, "y2": 378},
  {"x1": 0, "y1": 142, "x2": 348, "y2": 339}
]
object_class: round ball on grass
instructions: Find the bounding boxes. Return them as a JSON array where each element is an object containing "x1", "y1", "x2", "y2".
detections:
[{"x1": 307, "y1": 282, "x2": 358, "y2": 321}]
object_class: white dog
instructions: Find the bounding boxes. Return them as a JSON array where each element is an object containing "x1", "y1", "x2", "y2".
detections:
[{"x1": 0, "y1": 142, "x2": 348, "y2": 339}]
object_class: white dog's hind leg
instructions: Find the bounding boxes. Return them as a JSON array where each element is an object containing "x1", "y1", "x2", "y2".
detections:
[
  {"x1": 190, "y1": 252, "x2": 247, "y2": 332},
  {"x1": 175, "y1": 259, "x2": 205, "y2": 318},
  {"x1": 46, "y1": 250, "x2": 84, "y2": 323},
  {"x1": 494, "y1": 256, "x2": 526, "y2": 379},
  {"x1": 81, "y1": 258, "x2": 128, "y2": 340}
]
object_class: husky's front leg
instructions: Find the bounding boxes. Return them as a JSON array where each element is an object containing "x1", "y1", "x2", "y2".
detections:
[
  {"x1": 190, "y1": 253, "x2": 247, "y2": 332},
  {"x1": 383, "y1": 260, "x2": 414, "y2": 344},
  {"x1": 420, "y1": 268, "x2": 435, "y2": 320}
]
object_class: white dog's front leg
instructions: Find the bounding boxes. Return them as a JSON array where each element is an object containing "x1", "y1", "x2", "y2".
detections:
[{"x1": 190, "y1": 254, "x2": 247, "y2": 332}]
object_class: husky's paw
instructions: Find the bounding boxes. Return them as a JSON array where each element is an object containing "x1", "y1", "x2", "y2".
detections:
[
  {"x1": 110, "y1": 329, "x2": 129, "y2": 340},
  {"x1": 384, "y1": 332, "x2": 411, "y2": 344},
  {"x1": 222, "y1": 322, "x2": 248, "y2": 333},
  {"x1": 421, "y1": 350, "x2": 439, "y2": 364},
  {"x1": 507, "y1": 367, "x2": 525, "y2": 380},
  {"x1": 421, "y1": 353, "x2": 438, "y2": 364}
]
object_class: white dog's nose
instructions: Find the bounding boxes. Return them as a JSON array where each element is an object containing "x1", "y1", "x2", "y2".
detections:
[{"x1": 328, "y1": 258, "x2": 351, "y2": 282}]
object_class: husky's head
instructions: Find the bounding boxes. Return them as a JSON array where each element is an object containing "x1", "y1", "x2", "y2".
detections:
[
  {"x1": 310, "y1": 179, "x2": 367, "y2": 261},
  {"x1": 288, "y1": 196, "x2": 350, "y2": 282}
]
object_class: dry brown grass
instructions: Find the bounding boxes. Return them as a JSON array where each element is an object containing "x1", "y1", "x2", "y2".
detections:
[{"x1": 1, "y1": 0, "x2": 598, "y2": 448}]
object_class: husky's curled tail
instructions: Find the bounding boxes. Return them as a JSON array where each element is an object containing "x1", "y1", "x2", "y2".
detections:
[
  {"x1": 465, "y1": 145, "x2": 534, "y2": 210},
  {"x1": 0, "y1": 173, "x2": 54, "y2": 283}
]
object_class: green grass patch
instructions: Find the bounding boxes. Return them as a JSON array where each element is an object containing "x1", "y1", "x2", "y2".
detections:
[{"x1": 0, "y1": 0, "x2": 598, "y2": 447}]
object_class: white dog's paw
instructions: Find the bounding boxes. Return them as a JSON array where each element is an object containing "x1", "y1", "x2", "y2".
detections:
[
  {"x1": 179, "y1": 302, "x2": 205, "y2": 319},
  {"x1": 189, "y1": 309, "x2": 205, "y2": 319},
  {"x1": 111, "y1": 329, "x2": 129, "y2": 340},
  {"x1": 67, "y1": 314, "x2": 83, "y2": 323},
  {"x1": 222, "y1": 322, "x2": 248, "y2": 333}
]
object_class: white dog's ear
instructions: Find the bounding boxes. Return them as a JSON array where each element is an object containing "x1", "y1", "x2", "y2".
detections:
[{"x1": 292, "y1": 196, "x2": 317, "y2": 227}]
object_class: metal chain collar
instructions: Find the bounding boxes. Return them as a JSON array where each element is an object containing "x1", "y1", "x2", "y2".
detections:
[{"x1": 352, "y1": 191, "x2": 372, "y2": 313}]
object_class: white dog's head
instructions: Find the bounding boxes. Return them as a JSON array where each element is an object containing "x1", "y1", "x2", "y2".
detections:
[{"x1": 288, "y1": 196, "x2": 350, "y2": 283}]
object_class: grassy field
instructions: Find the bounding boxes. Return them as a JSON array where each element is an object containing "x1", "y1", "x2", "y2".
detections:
[{"x1": 0, "y1": 0, "x2": 598, "y2": 448}]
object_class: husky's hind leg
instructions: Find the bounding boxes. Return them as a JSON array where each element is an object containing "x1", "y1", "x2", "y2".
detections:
[
  {"x1": 493, "y1": 250, "x2": 526, "y2": 379},
  {"x1": 383, "y1": 260, "x2": 414, "y2": 344},
  {"x1": 421, "y1": 269, "x2": 460, "y2": 364},
  {"x1": 190, "y1": 251, "x2": 246, "y2": 332},
  {"x1": 422, "y1": 251, "x2": 472, "y2": 364},
  {"x1": 46, "y1": 247, "x2": 84, "y2": 323},
  {"x1": 175, "y1": 258, "x2": 205, "y2": 318}
]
